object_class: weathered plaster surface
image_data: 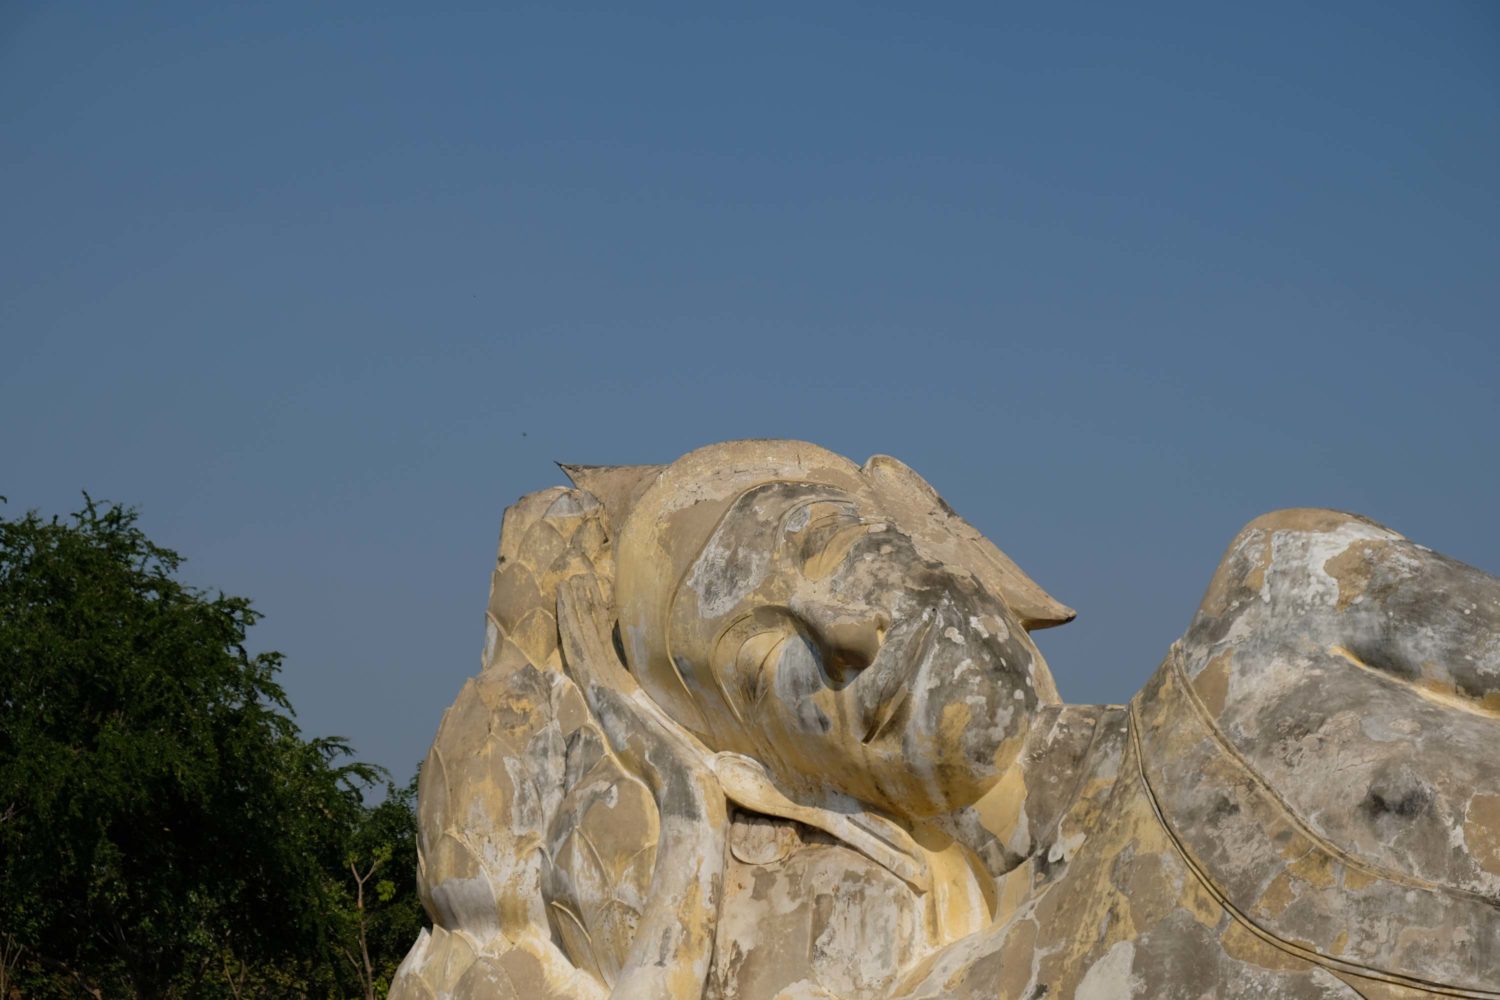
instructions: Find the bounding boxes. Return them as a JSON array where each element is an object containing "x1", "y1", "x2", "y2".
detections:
[{"x1": 391, "y1": 444, "x2": 1500, "y2": 999}]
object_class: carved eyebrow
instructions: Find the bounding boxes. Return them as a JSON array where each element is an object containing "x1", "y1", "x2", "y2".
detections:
[{"x1": 778, "y1": 495, "x2": 860, "y2": 536}]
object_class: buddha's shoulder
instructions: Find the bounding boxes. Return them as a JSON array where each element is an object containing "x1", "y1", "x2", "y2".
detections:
[
  {"x1": 1126, "y1": 638, "x2": 1500, "y2": 992},
  {"x1": 1158, "y1": 506, "x2": 1500, "y2": 893}
]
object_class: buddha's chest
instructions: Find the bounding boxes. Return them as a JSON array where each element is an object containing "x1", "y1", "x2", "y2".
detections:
[{"x1": 705, "y1": 813, "x2": 927, "y2": 1000}]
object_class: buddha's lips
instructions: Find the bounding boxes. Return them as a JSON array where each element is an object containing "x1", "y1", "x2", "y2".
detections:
[{"x1": 859, "y1": 614, "x2": 934, "y2": 745}]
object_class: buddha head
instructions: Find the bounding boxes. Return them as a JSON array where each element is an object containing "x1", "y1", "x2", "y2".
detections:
[{"x1": 592, "y1": 440, "x2": 1073, "y2": 819}]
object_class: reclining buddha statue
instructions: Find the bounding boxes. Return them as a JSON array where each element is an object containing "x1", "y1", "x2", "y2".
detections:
[{"x1": 390, "y1": 440, "x2": 1500, "y2": 999}]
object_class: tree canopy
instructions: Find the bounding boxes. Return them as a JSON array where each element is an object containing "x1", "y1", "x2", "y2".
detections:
[{"x1": 0, "y1": 498, "x2": 423, "y2": 998}]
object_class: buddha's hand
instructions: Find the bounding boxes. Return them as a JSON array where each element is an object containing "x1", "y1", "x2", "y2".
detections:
[
  {"x1": 557, "y1": 574, "x2": 721, "y2": 804},
  {"x1": 557, "y1": 574, "x2": 727, "y2": 1000}
]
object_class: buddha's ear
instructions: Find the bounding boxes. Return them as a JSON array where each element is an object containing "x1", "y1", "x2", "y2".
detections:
[
  {"x1": 862, "y1": 455, "x2": 1076, "y2": 631},
  {"x1": 558, "y1": 463, "x2": 665, "y2": 538}
]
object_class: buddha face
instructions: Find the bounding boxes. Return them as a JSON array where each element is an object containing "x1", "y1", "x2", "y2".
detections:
[{"x1": 665, "y1": 480, "x2": 1047, "y2": 817}]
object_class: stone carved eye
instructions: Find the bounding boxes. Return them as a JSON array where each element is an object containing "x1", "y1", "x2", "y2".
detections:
[
  {"x1": 711, "y1": 607, "x2": 801, "y2": 712},
  {"x1": 786, "y1": 499, "x2": 879, "y2": 580},
  {"x1": 738, "y1": 630, "x2": 788, "y2": 708}
]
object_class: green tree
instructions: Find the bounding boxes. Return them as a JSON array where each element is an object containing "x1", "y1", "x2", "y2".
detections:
[
  {"x1": 334, "y1": 775, "x2": 423, "y2": 1000},
  {"x1": 0, "y1": 497, "x2": 392, "y2": 998}
]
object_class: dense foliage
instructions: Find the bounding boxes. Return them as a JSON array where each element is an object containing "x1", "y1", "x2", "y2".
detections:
[{"x1": 0, "y1": 498, "x2": 424, "y2": 998}]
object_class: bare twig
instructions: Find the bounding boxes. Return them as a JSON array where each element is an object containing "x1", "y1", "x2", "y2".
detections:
[
  {"x1": 347, "y1": 854, "x2": 385, "y2": 1000},
  {"x1": 0, "y1": 933, "x2": 26, "y2": 1000}
]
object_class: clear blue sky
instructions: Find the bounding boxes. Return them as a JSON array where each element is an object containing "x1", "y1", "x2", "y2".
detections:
[{"x1": 4, "y1": 3, "x2": 1497, "y2": 784}]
